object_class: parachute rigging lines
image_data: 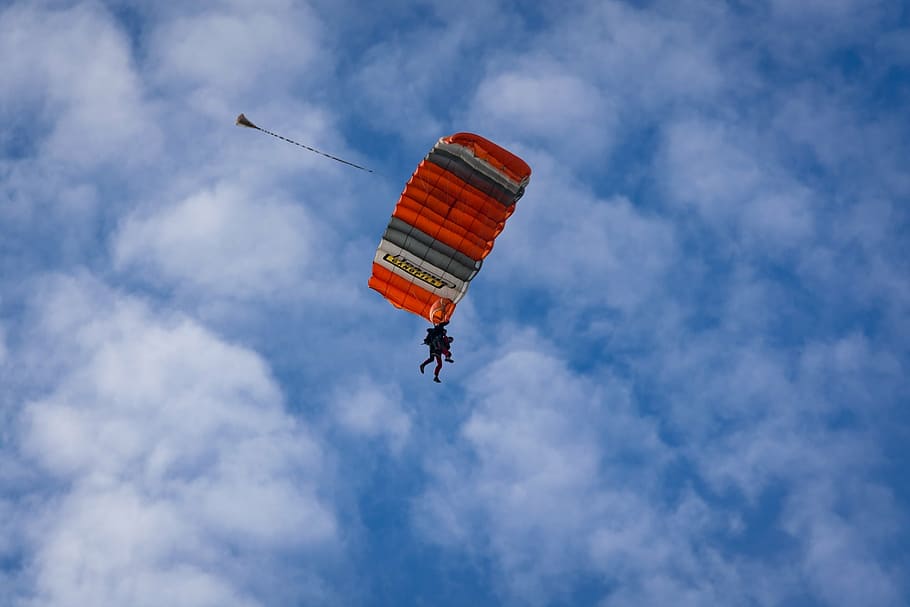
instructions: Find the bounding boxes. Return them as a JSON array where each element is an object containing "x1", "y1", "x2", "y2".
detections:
[
  {"x1": 369, "y1": 132, "x2": 531, "y2": 324},
  {"x1": 235, "y1": 113, "x2": 375, "y2": 173}
]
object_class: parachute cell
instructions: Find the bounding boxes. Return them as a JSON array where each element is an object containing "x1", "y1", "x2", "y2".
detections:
[{"x1": 369, "y1": 133, "x2": 531, "y2": 323}]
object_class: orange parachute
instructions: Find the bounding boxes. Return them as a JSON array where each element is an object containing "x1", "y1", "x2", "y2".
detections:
[{"x1": 369, "y1": 133, "x2": 531, "y2": 323}]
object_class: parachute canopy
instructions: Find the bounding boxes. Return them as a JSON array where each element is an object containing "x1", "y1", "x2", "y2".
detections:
[{"x1": 369, "y1": 133, "x2": 531, "y2": 323}]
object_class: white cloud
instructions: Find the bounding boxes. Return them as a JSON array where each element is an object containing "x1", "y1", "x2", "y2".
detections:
[
  {"x1": 469, "y1": 68, "x2": 616, "y2": 157},
  {"x1": 772, "y1": 88, "x2": 910, "y2": 201},
  {"x1": 0, "y1": 4, "x2": 160, "y2": 268},
  {"x1": 113, "y1": 181, "x2": 327, "y2": 299},
  {"x1": 744, "y1": 0, "x2": 897, "y2": 89},
  {"x1": 783, "y1": 479, "x2": 904, "y2": 607},
  {"x1": 660, "y1": 118, "x2": 814, "y2": 251},
  {"x1": 589, "y1": 491, "x2": 753, "y2": 607},
  {"x1": 491, "y1": 156, "x2": 677, "y2": 313},
  {"x1": 417, "y1": 334, "x2": 679, "y2": 605},
  {"x1": 28, "y1": 485, "x2": 257, "y2": 607},
  {"x1": 14, "y1": 274, "x2": 340, "y2": 606},
  {"x1": 349, "y1": 28, "x2": 459, "y2": 141},
  {"x1": 0, "y1": 3, "x2": 161, "y2": 168},
  {"x1": 876, "y1": 27, "x2": 910, "y2": 64},
  {"x1": 149, "y1": 2, "x2": 325, "y2": 118},
  {"x1": 330, "y1": 376, "x2": 411, "y2": 454},
  {"x1": 417, "y1": 316, "x2": 908, "y2": 606},
  {"x1": 768, "y1": 0, "x2": 888, "y2": 24},
  {"x1": 461, "y1": 2, "x2": 728, "y2": 165},
  {"x1": 533, "y1": 1, "x2": 727, "y2": 109},
  {"x1": 343, "y1": 1, "x2": 535, "y2": 142},
  {"x1": 647, "y1": 319, "x2": 909, "y2": 606}
]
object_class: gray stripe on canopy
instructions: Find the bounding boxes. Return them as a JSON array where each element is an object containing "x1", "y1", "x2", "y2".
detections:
[
  {"x1": 434, "y1": 141, "x2": 523, "y2": 192},
  {"x1": 383, "y1": 217, "x2": 480, "y2": 282},
  {"x1": 426, "y1": 148, "x2": 518, "y2": 207}
]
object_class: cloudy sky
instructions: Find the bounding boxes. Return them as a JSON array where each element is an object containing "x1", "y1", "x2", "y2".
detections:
[{"x1": 1, "y1": 1, "x2": 908, "y2": 605}]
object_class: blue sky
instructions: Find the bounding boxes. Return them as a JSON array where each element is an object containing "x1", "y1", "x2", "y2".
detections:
[{"x1": 1, "y1": 1, "x2": 908, "y2": 605}]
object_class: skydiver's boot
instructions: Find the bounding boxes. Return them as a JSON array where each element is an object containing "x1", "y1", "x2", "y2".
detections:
[
  {"x1": 433, "y1": 376, "x2": 441, "y2": 383},
  {"x1": 420, "y1": 362, "x2": 427, "y2": 374},
  {"x1": 445, "y1": 357, "x2": 454, "y2": 363}
]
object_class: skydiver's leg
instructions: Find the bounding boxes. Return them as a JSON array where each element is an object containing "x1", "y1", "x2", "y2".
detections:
[
  {"x1": 433, "y1": 355, "x2": 443, "y2": 382},
  {"x1": 420, "y1": 356, "x2": 434, "y2": 374}
]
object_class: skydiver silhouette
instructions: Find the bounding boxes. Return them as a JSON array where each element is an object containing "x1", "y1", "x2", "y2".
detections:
[{"x1": 420, "y1": 321, "x2": 454, "y2": 383}]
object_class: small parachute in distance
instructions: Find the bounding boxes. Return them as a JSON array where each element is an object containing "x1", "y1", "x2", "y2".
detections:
[
  {"x1": 369, "y1": 133, "x2": 531, "y2": 324},
  {"x1": 235, "y1": 113, "x2": 375, "y2": 173}
]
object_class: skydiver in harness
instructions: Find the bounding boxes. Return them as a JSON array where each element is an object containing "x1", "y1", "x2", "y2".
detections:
[{"x1": 420, "y1": 321, "x2": 454, "y2": 383}]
